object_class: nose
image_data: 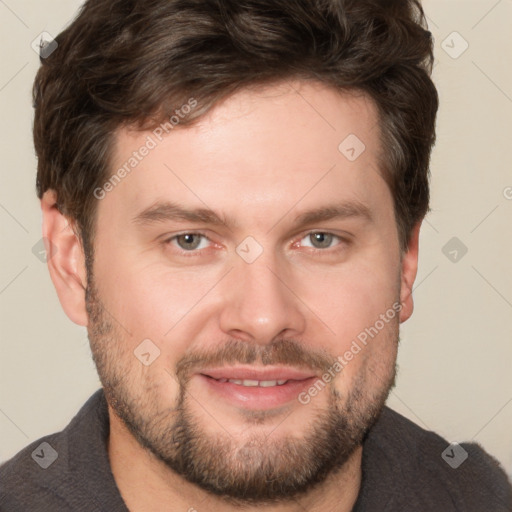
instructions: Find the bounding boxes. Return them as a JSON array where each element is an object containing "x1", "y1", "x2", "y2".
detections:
[{"x1": 218, "y1": 249, "x2": 307, "y2": 344}]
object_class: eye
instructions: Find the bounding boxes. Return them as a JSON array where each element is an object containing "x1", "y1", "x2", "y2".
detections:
[
  {"x1": 298, "y1": 232, "x2": 345, "y2": 251},
  {"x1": 166, "y1": 233, "x2": 211, "y2": 253}
]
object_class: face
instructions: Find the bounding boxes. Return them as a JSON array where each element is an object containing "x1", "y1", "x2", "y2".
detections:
[{"x1": 83, "y1": 80, "x2": 413, "y2": 504}]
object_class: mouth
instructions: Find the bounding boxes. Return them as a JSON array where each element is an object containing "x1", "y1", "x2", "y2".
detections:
[{"x1": 197, "y1": 366, "x2": 318, "y2": 410}]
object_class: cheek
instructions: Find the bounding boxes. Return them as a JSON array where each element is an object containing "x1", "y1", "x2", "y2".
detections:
[
  {"x1": 294, "y1": 254, "x2": 400, "y2": 385},
  {"x1": 298, "y1": 260, "x2": 399, "y2": 338},
  {"x1": 94, "y1": 252, "x2": 220, "y2": 353}
]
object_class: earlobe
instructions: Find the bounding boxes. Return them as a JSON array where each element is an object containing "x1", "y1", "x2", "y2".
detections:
[
  {"x1": 399, "y1": 221, "x2": 422, "y2": 324},
  {"x1": 41, "y1": 190, "x2": 89, "y2": 326}
]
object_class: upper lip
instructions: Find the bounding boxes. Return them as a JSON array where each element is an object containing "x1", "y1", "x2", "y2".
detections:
[{"x1": 199, "y1": 366, "x2": 316, "y2": 381}]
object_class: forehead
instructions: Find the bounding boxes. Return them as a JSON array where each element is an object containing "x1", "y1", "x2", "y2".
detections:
[{"x1": 103, "y1": 80, "x2": 389, "y2": 229}]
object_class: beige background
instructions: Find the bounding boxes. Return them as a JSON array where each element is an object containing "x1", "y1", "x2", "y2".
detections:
[{"x1": 1, "y1": 0, "x2": 511, "y2": 479}]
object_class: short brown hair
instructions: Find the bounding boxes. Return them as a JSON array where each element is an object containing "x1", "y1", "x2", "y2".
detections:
[{"x1": 33, "y1": 0, "x2": 438, "y2": 261}]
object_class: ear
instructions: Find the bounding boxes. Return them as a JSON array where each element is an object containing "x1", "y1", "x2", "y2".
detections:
[
  {"x1": 41, "y1": 190, "x2": 89, "y2": 326},
  {"x1": 399, "y1": 221, "x2": 421, "y2": 323}
]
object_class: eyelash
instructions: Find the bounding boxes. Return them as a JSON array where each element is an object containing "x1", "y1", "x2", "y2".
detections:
[{"x1": 163, "y1": 231, "x2": 349, "y2": 258}]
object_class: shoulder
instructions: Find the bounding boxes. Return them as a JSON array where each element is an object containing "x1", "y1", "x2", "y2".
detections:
[
  {"x1": 364, "y1": 406, "x2": 512, "y2": 511},
  {"x1": 0, "y1": 430, "x2": 71, "y2": 511},
  {"x1": 0, "y1": 390, "x2": 105, "y2": 512}
]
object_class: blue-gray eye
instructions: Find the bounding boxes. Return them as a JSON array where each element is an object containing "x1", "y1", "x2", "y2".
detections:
[
  {"x1": 175, "y1": 233, "x2": 205, "y2": 251},
  {"x1": 305, "y1": 232, "x2": 337, "y2": 249}
]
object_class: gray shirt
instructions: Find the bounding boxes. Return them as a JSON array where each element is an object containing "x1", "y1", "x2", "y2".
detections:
[{"x1": 1, "y1": 389, "x2": 511, "y2": 511}]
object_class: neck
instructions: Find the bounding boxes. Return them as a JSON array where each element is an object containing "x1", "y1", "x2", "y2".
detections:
[{"x1": 107, "y1": 407, "x2": 363, "y2": 512}]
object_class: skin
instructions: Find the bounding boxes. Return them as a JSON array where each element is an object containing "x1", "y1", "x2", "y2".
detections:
[{"x1": 41, "y1": 80, "x2": 421, "y2": 512}]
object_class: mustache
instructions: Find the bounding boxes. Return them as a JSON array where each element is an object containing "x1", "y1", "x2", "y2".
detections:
[{"x1": 175, "y1": 338, "x2": 336, "y2": 384}]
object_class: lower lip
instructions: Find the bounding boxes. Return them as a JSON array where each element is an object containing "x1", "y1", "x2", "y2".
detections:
[{"x1": 198, "y1": 374, "x2": 317, "y2": 409}]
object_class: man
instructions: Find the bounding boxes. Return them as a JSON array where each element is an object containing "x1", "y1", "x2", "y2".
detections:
[{"x1": 1, "y1": 0, "x2": 511, "y2": 510}]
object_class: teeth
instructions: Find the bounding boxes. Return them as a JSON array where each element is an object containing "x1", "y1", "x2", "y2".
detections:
[
  {"x1": 240, "y1": 379, "x2": 259, "y2": 386},
  {"x1": 222, "y1": 378, "x2": 289, "y2": 387}
]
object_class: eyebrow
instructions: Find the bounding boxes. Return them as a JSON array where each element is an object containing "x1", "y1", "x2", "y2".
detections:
[{"x1": 131, "y1": 199, "x2": 373, "y2": 230}]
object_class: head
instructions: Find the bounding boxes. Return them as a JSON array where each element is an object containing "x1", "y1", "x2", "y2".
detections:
[{"x1": 35, "y1": 0, "x2": 438, "y2": 505}]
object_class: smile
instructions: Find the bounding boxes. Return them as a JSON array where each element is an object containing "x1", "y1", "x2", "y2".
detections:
[{"x1": 196, "y1": 366, "x2": 318, "y2": 409}]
